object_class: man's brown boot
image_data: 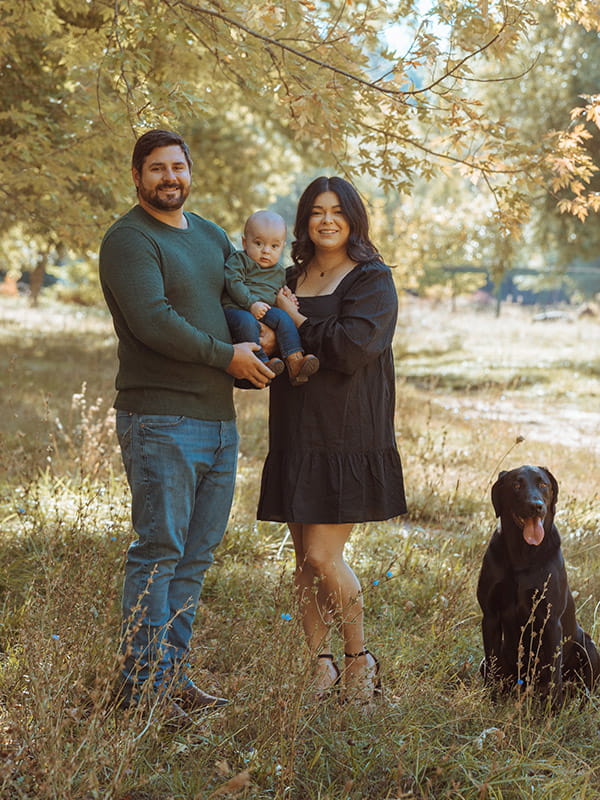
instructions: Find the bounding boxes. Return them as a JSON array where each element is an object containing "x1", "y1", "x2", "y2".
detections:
[
  {"x1": 175, "y1": 681, "x2": 228, "y2": 711},
  {"x1": 285, "y1": 351, "x2": 319, "y2": 386}
]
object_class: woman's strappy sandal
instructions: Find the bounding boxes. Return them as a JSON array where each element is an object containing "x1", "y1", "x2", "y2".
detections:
[
  {"x1": 313, "y1": 653, "x2": 341, "y2": 701},
  {"x1": 343, "y1": 648, "x2": 383, "y2": 705}
]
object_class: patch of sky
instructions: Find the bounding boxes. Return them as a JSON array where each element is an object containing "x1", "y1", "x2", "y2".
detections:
[{"x1": 376, "y1": 1, "x2": 450, "y2": 92}]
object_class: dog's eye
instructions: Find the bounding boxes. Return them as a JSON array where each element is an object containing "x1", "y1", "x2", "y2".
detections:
[
  {"x1": 513, "y1": 482, "x2": 521, "y2": 490},
  {"x1": 539, "y1": 482, "x2": 548, "y2": 490}
]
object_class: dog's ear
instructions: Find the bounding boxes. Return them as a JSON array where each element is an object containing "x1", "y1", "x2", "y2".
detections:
[
  {"x1": 491, "y1": 471, "x2": 508, "y2": 517},
  {"x1": 539, "y1": 466, "x2": 558, "y2": 517}
]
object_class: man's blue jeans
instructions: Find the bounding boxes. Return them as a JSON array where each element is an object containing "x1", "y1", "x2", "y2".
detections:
[
  {"x1": 224, "y1": 306, "x2": 302, "y2": 361},
  {"x1": 116, "y1": 411, "x2": 238, "y2": 694}
]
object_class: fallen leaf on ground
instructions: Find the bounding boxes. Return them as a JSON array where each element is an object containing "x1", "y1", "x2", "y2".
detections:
[{"x1": 203, "y1": 769, "x2": 252, "y2": 798}]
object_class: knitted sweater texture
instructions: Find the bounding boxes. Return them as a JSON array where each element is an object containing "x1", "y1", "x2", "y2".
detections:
[{"x1": 99, "y1": 205, "x2": 236, "y2": 421}]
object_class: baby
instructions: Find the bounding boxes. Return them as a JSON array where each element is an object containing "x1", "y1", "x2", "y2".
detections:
[{"x1": 223, "y1": 210, "x2": 319, "y2": 387}]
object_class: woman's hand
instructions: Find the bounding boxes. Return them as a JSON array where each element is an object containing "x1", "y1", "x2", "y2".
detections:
[
  {"x1": 281, "y1": 285, "x2": 300, "y2": 307},
  {"x1": 259, "y1": 323, "x2": 277, "y2": 356},
  {"x1": 276, "y1": 288, "x2": 300, "y2": 316},
  {"x1": 276, "y1": 288, "x2": 306, "y2": 328}
]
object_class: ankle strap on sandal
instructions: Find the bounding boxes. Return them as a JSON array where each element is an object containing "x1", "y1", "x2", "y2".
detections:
[
  {"x1": 317, "y1": 653, "x2": 335, "y2": 660},
  {"x1": 344, "y1": 648, "x2": 370, "y2": 659}
]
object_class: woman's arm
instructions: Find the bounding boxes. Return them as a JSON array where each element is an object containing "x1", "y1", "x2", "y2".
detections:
[{"x1": 296, "y1": 264, "x2": 398, "y2": 374}]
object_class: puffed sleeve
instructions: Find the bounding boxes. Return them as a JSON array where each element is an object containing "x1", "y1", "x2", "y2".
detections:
[{"x1": 298, "y1": 261, "x2": 398, "y2": 374}]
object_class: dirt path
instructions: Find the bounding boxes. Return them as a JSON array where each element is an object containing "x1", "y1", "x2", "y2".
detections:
[
  {"x1": 400, "y1": 298, "x2": 600, "y2": 456},
  {"x1": 434, "y1": 394, "x2": 600, "y2": 454}
]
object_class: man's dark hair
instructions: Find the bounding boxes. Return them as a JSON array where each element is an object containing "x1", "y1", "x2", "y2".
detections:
[{"x1": 131, "y1": 129, "x2": 192, "y2": 174}]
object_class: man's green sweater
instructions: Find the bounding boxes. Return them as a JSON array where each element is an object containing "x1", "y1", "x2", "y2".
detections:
[{"x1": 99, "y1": 205, "x2": 236, "y2": 421}]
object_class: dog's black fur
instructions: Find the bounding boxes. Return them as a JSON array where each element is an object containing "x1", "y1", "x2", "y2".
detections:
[{"x1": 477, "y1": 465, "x2": 600, "y2": 704}]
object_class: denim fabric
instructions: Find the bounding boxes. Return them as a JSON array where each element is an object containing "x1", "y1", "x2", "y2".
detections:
[
  {"x1": 116, "y1": 411, "x2": 238, "y2": 694},
  {"x1": 224, "y1": 306, "x2": 302, "y2": 361}
]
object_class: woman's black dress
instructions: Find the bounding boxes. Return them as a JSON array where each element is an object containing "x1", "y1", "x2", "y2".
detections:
[{"x1": 257, "y1": 259, "x2": 407, "y2": 524}]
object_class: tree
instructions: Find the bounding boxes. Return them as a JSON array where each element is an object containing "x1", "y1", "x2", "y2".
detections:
[
  {"x1": 353, "y1": 3, "x2": 600, "y2": 303},
  {"x1": 478, "y1": 6, "x2": 600, "y2": 263},
  {"x1": 0, "y1": 0, "x2": 315, "y2": 254},
  {"x1": 0, "y1": 0, "x2": 598, "y2": 276}
]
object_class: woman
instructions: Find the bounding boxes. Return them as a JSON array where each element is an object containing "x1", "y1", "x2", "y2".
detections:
[{"x1": 257, "y1": 176, "x2": 407, "y2": 703}]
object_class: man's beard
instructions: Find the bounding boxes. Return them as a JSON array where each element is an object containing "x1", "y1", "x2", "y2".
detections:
[{"x1": 138, "y1": 181, "x2": 189, "y2": 211}]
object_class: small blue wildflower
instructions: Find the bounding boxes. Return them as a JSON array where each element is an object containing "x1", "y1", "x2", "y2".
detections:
[
  {"x1": 51, "y1": 634, "x2": 60, "y2": 641},
  {"x1": 386, "y1": 571, "x2": 393, "y2": 578},
  {"x1": 110, "y1": 537, "x2": 116, "y2": 541},
  {"x1": 281, "y1": 613, "x2": 292, "y2": 621},
  {"x1": 372, "y1": 579, "x2": 379, "y2": 586},
  {"x1": 18, "y1": 508, "x2": 26, "y2": 515},
  {"x1": 516, "y1": 679, "x2": 524, "y2": 685}
]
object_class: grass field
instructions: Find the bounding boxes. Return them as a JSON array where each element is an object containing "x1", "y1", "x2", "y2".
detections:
[{"x1": 1, "y1": 293, "x2": 599, "y2": 800}]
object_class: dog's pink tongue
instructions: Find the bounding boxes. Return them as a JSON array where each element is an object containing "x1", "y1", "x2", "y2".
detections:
[{"x1": 523, "y1": 517, "x2": 544, "y2": 546}]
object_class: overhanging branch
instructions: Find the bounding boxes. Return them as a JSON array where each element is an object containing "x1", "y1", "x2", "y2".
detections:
[{"x1": 166, "y1": 0, "x2": 529, "y2": 104}]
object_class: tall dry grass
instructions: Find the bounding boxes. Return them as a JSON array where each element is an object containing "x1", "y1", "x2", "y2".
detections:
[{"x1": 1, "y1": 294, "x2": 599, "y2": 799}]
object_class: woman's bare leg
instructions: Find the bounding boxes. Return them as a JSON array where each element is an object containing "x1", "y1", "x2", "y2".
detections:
[
  {"x1": 288, "y1": 522, "x2": 338, "y2": 694},
  {"x1": 288, "y1": 522, "x2": 378, "y2": 699},
  {"x1": 288, "y1": 522, "x2": 333, "y2": 654}
]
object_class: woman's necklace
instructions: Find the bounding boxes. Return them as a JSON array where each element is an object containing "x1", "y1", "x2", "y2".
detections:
[{"x1": 313, "y1": 260, "x2": 352, "y2": 279}]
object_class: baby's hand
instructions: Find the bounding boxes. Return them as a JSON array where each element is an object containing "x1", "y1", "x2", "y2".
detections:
[{"x1": 250, "y1": 301, "x2": 270, "y2": 319}]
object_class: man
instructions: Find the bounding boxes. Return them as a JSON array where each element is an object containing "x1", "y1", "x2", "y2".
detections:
[{"x1": 99, "y1": 129, "x2": 273, "y2": 723}]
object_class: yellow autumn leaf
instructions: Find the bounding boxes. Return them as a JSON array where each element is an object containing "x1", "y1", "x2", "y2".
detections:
[{"x1": 203, "y1": 769, "x2": 252, "y2": 799}]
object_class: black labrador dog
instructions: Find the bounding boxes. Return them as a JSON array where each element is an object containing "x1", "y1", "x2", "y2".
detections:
[{"x1": 477, "y1": 465, "x2": 600, "y2": 704}]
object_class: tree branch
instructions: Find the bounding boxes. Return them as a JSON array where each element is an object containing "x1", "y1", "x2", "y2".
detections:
[
  {"x1": 168, "y1": 0, "x2": 536, "y2": 109},
  {"x1": 356, "y1": 118, "x2": 543, "y2": 177}
]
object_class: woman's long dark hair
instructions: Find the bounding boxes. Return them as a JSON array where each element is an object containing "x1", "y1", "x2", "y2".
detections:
[{"x1": 289, "y1": 176, "x2": 382, "y2": 283}]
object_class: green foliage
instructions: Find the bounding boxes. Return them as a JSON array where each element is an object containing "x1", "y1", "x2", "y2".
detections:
[
  {"x1": 1, "y1": 0, "x2": 599, "y2": 281},
  {"x1": 363, "y1": 4, "x2": 600, "y2": 296},
  {"x1": 481, "y1": 6, "x2": 600, "y2": 266}
]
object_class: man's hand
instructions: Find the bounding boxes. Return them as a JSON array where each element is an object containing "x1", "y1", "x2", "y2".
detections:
[
  {"x1": 250, "y1": 301, "x2": 270, "y2": 320},
  {"x1": 226, "y1": 342, "x2": 274, "y2": 388}
]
